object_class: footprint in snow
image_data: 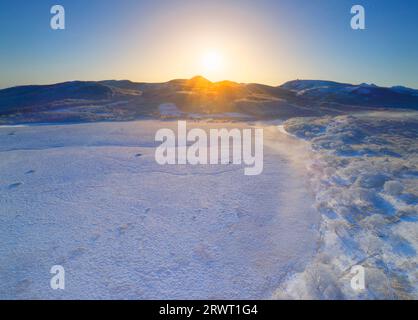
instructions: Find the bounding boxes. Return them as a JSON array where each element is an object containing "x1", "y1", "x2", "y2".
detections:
[
  {"x1": 68, "y1": 247, "x2": 86, "y2": 259},
  {"x1": 8, "y1": 182, "x2": 22, "y2": 189},
  {"x1": 15, "y1": 279, "x2": 32, "y2": 294},
  {"x1": 89, "y1": 234, "x2": 101, "y2": 243},
  {"x1": 117, "y1": 223, "x2": 134, "y2": 236}
]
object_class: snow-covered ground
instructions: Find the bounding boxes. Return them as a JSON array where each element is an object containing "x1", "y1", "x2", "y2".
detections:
[
  {"x1": 276, "y1": 111, "x2": 418, "y2": 299},
  {"x1": 0, "y1": 120, "x2": 319, "y2": 299},
  {"x1": 2, "y1": 112, "x2": 415, "y2": 300}
]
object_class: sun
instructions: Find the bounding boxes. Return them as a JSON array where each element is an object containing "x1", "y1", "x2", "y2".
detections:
[{"x1": 201, "y1": 50, "x2": 224, "y2": 76}]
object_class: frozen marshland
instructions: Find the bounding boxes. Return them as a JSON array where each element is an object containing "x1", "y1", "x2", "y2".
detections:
[
  {"x1": 0, "y1": 111, "x2": 416, "y2": 299},
  {"x1": 0, "y1": 120, "x2": 319, "y2": 299}
]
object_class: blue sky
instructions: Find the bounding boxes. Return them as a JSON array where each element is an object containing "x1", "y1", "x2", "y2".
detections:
[{"x1": 0, "y1": 0, "x2": 417, "y2": 88}]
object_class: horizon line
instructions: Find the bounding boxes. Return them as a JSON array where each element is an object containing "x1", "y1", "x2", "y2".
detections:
[{"x1": 1, "y1": 75, "x2": 417, "y2": 91}]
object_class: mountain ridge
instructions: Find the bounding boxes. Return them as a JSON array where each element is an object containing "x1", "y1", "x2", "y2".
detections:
[
  {"x1": 0, "y1": 76, "x2": 417, "y2": 124},
  {"x1": 5, "y1": 76, "x2": 416, "y2": 92}
]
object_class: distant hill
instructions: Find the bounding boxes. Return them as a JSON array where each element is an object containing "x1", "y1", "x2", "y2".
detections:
[
  {"x1": 0, "y1": 77, "x2": 417, "y2": 124},
  {"x1": 280, "y1": 79, "x2": 418, "y2": 109}
]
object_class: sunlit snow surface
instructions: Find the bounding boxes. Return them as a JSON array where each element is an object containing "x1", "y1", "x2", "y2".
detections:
[
  {"x1": 277, "y1": 111, "x2": 418, "y2": 299},
  {"x1": 1, "y1": 112, "x2": 416, "y2": 300},
  {"x1": 0, "y1": 120, "x2": 319, "y2": 299}
]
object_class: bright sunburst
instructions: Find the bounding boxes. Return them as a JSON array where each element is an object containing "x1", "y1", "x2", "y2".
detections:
[{"x1": 201, "y1": 51, "x2": 224, "y2": 77}]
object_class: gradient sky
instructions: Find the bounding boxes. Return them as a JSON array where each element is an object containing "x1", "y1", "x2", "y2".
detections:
[{"x1": 0, "y1": 0, "x2": 417, "y2": 89}]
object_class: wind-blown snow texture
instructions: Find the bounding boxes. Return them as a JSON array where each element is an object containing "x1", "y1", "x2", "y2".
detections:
[
  {"x1": 276, "y1": 111, "x2": 418, "y2": 299},
  {"x1": 0, "y1": 120, "x2": 319, "y2": 299}
]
